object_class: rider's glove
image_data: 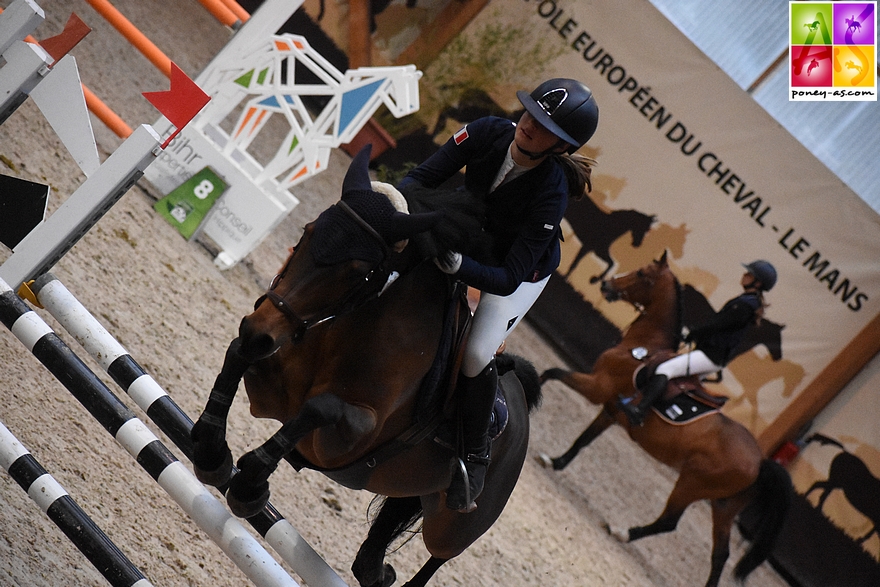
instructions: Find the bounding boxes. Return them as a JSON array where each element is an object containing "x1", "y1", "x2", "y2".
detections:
[{"x1": 434, "y1": 251, "x2": 462, "y2": 274}]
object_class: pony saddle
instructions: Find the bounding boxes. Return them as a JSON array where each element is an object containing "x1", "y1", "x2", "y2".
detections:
[
  {"x1": 636, "y1": 351, "x2": 728, "y2": 425},
  {"x1": 652, "y1": 375, "x2": 728, "y2": 424}
]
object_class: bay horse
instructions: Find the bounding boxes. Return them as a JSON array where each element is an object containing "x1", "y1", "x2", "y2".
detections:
[
  {"x1": 540, "y1": 252, "x2": 793, "y2": 587},
  {"x1": 190, "y1": 146, "x2": 542, "y2": 587}
]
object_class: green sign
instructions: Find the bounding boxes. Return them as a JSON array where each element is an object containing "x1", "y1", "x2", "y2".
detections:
[{"x1": 154, "y1": 167, "x2": 227, "y2": 239}]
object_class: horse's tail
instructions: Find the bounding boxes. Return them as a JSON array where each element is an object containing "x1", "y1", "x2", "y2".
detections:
[
  {"x1": 734, "y1": 459, "x2": 793, "y2": 580},
  {"x1": 497, "y1": 353, "x2": 543, "y2": 412}
]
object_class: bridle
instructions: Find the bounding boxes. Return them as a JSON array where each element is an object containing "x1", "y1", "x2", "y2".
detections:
[
  {"x1": 608, "y1": 268, "x2": 686, "y2": 349},
  {"x1": 254, "y1": 200, "x2": 395, "y2": 341}
]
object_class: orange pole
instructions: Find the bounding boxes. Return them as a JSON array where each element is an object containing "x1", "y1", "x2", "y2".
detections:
[
  {"x1": 83, "y1": 0, "x2": 172, "y2": 78},
  {"x1": 195, "y1": 0, "x2": 242, "y2": 28},
  {"x1": 83, "y1": 85, "x2": 133, "y2": 138},
  {"x1": 217, "y1": 0, "x2": 251, "y2": 23}
]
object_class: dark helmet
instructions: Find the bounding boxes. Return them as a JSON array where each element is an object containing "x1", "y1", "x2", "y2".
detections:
[
  {"x1": 743, "y1": 260, "x2": 777, "y2": 291},
  {"x1": 517, "y1": 78, "x2": 599, "y2": 153}
]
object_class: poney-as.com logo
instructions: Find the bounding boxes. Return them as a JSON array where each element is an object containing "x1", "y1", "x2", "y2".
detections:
[{"x1": 790, "y1": 2, "x2": 877, "y2": 101}]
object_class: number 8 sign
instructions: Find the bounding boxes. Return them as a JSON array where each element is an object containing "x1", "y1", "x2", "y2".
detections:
[{"x1": 154, "y1": 167, "x2": 227, "y2": 239}]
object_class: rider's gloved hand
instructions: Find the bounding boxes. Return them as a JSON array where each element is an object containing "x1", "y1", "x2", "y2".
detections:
[{"x1": 434, "y1": 251, "x2": 462, "y2": 274}]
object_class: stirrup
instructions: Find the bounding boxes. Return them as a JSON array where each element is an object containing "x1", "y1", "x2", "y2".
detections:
[
  {"x1": 618, "y1": 395, "x2": 646, "y2": 426},
  {"x1": 447, "y1": 452, "x2": 490, "y2": 513}
]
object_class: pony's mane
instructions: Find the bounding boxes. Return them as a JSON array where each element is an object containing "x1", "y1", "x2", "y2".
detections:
[{"x1": 398, "y1": 183, "x2": 496, "y2": 264}]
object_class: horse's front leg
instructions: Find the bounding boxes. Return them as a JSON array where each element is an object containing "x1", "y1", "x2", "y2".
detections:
[
  {"x1": 191, "y1": 338, "x2": 250, "y2": 486},
  {"x1": 227, "y1": 393, "x2": 359, "y2": 517},
  {"x1": 540, "y1": 368, "x2": 607, "y2": 405},
  {"x1": 539, "y1": 407, "x2": 614, "y2": 470},
  {"x1": 589, "y1": 249, "x2": 614, "y2": 284}
]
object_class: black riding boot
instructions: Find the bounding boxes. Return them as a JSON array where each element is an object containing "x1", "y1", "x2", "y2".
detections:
[
  {"x1": 619, "y1": 372, "x2": 669, "y2": 426},
  {"x1": 446, "y1": 359, "x2": 497, "y2": 512}
]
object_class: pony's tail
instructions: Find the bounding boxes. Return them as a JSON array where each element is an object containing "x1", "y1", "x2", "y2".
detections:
[
  {"x1": 496, "y1": 353, "x2": 543, "y2": 412},
  {"x1": 734, "y1": 459, "x2": 793, "y2": 580}
]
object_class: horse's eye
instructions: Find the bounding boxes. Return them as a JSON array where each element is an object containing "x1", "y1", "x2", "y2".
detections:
[{"x1": 637, "y1": 270, "x2": 644, "y2": 278}]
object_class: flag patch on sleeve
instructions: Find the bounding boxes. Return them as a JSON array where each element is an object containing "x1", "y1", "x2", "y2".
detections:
[{"x1": 453, "y1": 126, "x2": 469, "y2": 145}]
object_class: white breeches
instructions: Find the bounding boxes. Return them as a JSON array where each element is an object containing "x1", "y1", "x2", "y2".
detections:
[
  {"x1": 461, "y1": 276, "x2": 550, "y2": 377},
  {"x1": 655, "y1": 349, "x2": 723, "y2": 380}
]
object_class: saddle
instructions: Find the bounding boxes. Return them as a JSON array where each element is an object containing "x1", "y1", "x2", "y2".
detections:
[
  {"x1": 634, "y1": 350, "x2": 729, "y2": 425},
  {"x1": 652, "y1": 375, "x2": 728, "y2": 425}
]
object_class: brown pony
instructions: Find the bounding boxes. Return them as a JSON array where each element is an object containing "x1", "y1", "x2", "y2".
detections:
[
  {"x1": 540, "y1": 252, "x2": 792, "y2": 587},
  {"x1": 190, "y1": 146, "x2": 542, "y2": 587}
]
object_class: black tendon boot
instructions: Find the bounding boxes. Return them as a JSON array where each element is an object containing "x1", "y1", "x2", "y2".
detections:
[
  {"x1": 446, "y1": 359, "x2": 497, "y2": 512},
  {"x1": 619, "y1": 372, "x2": 669, "y2": 426}
]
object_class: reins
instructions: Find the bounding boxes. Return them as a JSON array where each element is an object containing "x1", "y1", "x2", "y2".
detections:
[{"x1": 255, "y1": 200, "x2": 407, "y2": 341}]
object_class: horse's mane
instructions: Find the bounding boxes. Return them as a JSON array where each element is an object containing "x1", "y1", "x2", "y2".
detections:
[{"x1": 398, "y1": 183, "x2": 496, "y2": 264}]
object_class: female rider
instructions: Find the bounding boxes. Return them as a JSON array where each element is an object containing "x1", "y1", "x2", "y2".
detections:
[
  {"x1": 399, "y1": 78, "x2": 599, "y2": 512},
  {"x1": 619, "y1": 260, "x2": 778, "y2": 426}
]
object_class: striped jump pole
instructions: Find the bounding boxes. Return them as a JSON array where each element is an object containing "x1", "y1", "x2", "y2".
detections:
[
  {"x1": 0, "y1": 276, "x2": 301, "y2": 587},
  {"x1": 29, "y1": 273, "x2": 349, "y2": 587},
  {"x1": 0, "y1": 419, "x2": 155, "y2": 587}
]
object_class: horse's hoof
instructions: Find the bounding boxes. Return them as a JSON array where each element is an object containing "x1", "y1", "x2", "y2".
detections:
[
  {"x1": 227, "y1": 486, "x2": 270, "y2": 518},
  {"x1": 535, "y1": 453, "x2": 553, "y2": 468},
  {"x1": 353, "y1": 563, "x2": 396, "y2": 587},
  {"x1": 604, "y1": 522, "x2": 630, "y2": 543},
  {"x1": 193, "y1": 447, "x2": 233, "y2": 487},
  {"x1": 379, "y1": 565, "x2": 396, "y2": 587}
]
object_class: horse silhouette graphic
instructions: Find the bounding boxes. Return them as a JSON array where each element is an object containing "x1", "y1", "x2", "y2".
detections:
[
  {"x1": 804, "y1": 433, "x2": 880, "y2": 554},
  {"x1": 563, "y1": 195, "x2": 655, "y2": 283},
  {"x1": 846, "y1": 16, "x2": 862, "y2": 34},
  {"x1": 845, "y1": 60, "x2": 864, "y2": 74}
]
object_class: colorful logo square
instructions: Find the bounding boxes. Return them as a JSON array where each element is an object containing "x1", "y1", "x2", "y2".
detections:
[{"x1": 789, "y1": 2, "x2": 877, "y2": 101}]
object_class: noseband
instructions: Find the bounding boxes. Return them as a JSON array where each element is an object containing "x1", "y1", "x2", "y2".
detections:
[{"x1": 255, "y1": 200, "x2": 394, "y2": 341}]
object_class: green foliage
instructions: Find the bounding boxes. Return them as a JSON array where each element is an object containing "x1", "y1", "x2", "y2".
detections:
[
  {"x1": 375, "y1": 162, "x2": 418, "y2": 186},
  {"x1": 421, "y1": 12, "x2": 566, "y2": 119}
]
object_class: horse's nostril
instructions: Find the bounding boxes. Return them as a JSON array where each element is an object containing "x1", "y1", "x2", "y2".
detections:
[{"x1": 239, "y1": 318, "x2": 279, "y2": 361}]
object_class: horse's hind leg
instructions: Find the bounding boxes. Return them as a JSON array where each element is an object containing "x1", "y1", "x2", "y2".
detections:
[
  {"x1": 352, "y1": 496, "x2": 422, "y2": 587},
  {"x1": 191, "y1": 338, "x2": 250, "y2": 486},
  {"x1": 401, "y1": 557, "x2": 448, "y2": 587},
  {"x1": 704, "y1": 496, "x2": 746, "y2": 587},
  {"x1": 539, "y1": 408, "x2": 614, "y2": 470}
]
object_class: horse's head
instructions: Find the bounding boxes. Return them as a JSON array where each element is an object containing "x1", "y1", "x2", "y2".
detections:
[
  {"x1": 237, "y1": 145, "x2": 442, "y2": 361},
  {"x1": 600, "y1": 250, "x2": 671, "y2": 309}
]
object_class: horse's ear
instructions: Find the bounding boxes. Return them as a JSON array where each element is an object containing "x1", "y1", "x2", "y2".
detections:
[
  {"x1": 342, "y1": 144, "x2": 374, "y2": 196},
  {"x1": 658, "y1": 249, "x2": 668, "y2": 265}
]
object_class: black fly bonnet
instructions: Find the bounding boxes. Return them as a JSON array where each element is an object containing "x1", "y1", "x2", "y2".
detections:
[{"x1": 311, "y1": 145, "x2": 441, "y2": 266}]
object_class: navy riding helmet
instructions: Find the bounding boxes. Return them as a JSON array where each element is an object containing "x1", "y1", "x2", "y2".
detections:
[
  {"x1": 517, "y1": 78, "x2": 599, "y2": 153},
  {"x1": 743, "y1": 260, "x2": 777, "y2": 291}
]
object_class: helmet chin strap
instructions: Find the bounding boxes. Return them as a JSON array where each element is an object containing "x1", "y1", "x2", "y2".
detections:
[{"x1": 516, "y1": 139, "x2": 570, "y2": 160}]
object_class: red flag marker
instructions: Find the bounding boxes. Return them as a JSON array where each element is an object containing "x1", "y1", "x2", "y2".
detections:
[
  {"x1": 142, "y1": 62, "x2": 210, "y2": 148},
  {"x1": 39, "y1": 13, "x2": 91, "y2": 66}
]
